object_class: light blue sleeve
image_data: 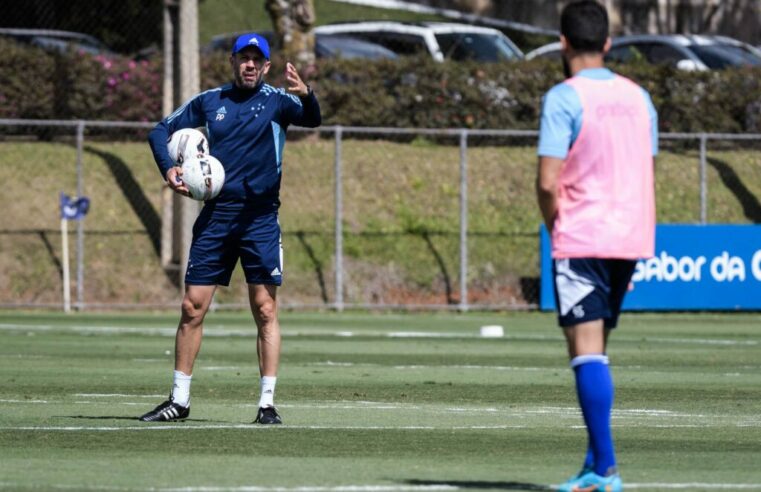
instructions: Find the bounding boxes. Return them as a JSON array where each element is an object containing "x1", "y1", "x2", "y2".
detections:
[
  {"x1": 640, "y1": 87, "x2": 659, "y2": 156},
  {"x1": 537, "y1": 83, "x2": 583, "y2": 159}
]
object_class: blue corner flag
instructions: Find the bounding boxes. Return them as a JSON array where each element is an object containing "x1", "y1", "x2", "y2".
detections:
[{"x1": 60, "y1": 193, "x2": 90, "y2": 220}]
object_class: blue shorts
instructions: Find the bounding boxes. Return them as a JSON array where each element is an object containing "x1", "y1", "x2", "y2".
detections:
[
  {"x1": 185, "y1": 204, "x2": 282, "y2": 286},
  {"x1": 552, "y1": 258, "x2": 636, "y2": 329}
]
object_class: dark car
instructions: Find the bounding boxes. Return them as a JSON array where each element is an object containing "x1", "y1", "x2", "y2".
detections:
[
  {"x1": 0, "y1": 28, "x2": 114, "y2": 56},
  {"x1": 607, "y1": 34, "x2": 761, "y2": 70},
  {"x1": 526, "y1": 34, "x2": 761, "y2": 70},
  {"x1": 315, "y1": 34, "x2": 397, "y2": 60},
  {"x1": 204, "y1": 31, "x2": 397, "y2": 60}
]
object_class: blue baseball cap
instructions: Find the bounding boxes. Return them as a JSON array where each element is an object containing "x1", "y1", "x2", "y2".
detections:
[{"x1": 232, "y1": 33, "x2": 270, "y2": 60}]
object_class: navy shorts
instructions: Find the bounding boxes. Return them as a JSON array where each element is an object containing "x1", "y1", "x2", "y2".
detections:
[
  {"x1": 185, "y1": 204, "x2": 283, "y2": 286},
  {"x1": 552, "y1": 258, "x2": 636, "y2": 329}
]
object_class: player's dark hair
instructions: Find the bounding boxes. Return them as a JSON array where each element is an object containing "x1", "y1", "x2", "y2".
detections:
[{"x1": 561, "y1": 0, "x2": 609, "y2": 53}]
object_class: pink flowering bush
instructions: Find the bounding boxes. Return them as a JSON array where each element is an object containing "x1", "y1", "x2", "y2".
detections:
[
  {"x1": 59, "y1": 51, "x2": 163, "y2": 121},
  {"x1": 2, "y1": 37, "x2": 760, "y2": 133}
]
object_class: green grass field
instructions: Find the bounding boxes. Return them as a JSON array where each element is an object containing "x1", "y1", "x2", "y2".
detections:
[{"x1": 1, "y1": 310, "x2": 760, "y2": 491}]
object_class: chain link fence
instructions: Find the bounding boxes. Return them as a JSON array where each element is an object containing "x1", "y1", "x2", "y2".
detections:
[{"x1": 2, "y1": 119, "x2": 759, "y2": 311}]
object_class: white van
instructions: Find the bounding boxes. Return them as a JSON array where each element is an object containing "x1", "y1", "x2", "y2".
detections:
[{"x1": 314, "y1": 22, "x2": 523, "y2": 62}]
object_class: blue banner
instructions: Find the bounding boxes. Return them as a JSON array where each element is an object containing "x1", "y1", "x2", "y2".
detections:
[
  {"x1": 540, "y1": 224, "x2": 761, "y2": 311},
  {"x1": 60, "y1": 193, "x2": 90, "y2": 220}
]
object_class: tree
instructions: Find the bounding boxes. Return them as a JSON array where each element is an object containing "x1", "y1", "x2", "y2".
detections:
[{"x1": 265, "y1": 0, "x2": 316, "y2": 68}]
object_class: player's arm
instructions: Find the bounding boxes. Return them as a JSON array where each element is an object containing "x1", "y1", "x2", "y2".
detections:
[
  {"x1": 536, "y1": 157, "x2": 563, "y2": 233},
  {"x1": 147, "y1": 95, "x2": 206, "y2": 194},
  {"x1": 535, "y1": 84, "x2": 578, "y2": 232},
  {"x1": 282, "y1": 62, "x2": 321, "y2": 128},
  {"x1": 641, "y1": 87, "x2": 659, "y2": 173}
]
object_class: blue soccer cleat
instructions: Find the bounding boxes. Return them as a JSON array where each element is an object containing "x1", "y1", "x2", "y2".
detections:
[{"x1": 556, "y1": 470, "x2": 622, "y2": 492}]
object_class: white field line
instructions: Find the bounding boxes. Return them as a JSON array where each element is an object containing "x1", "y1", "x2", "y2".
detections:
[
  {"x1": 2, "y1": 483, "x2": 761, "y2": 491},
  {"x1": 395, "y1": 364, "x2": 545, "y2": 371},
  {"x1": 4, "y1": 405, "x2": 756, "y2": 427},
  {"x1": 8, "y1": 396, "x2": 758, "y2": 425},
  {"x1": 627, "y1": 484, "x2": 761, "y2": 490},
  {"x1": 313, "y1": 362, "x2": 548, "y2": 372},
  {"x1": 75, "y1": 393, "x2": 165, "y2": 398},
  {"x1": 0, "y1": 424, "x2": 527, "y2": 431},
  {"x1": 1, "y1": 322, "x2": 757, "y2": 346},
  {"x1": 59, "y1": 398, "x2": 716, "y2": 418},
  {"x1": 298, "y1": 362, "x2": 761, "y2": 377},
  {"x1": 7, "y1": 397, "x2": 751, "y2": 422},
  {"x1": 0, "y1": 485, "x2": 460, "y2": 492}
]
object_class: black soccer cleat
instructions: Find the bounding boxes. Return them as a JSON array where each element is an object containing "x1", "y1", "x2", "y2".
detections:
[
  {"x1": 138, "y1": 397, "x2": 189, "y2": 422},
  {"x1": 254, "y1": 406, "x2": 282, "y2": 425}
]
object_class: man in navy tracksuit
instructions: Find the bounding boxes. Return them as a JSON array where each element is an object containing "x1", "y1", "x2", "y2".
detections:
[{"x1": 140, "y1": 33, "x2": 321, "y2": 424}]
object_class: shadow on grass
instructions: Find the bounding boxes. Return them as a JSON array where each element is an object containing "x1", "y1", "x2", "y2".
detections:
[
  {"x1": 294, "y1": 230, "x2": 328, "y2": 303},
  {"x1": 421, "y1": 231, "x2": 455, "y2": 305},
  {"x1": 38, "y1": 230, "x2": 63, "y2": 279},
  {"x1": 84, "y1": 145, "x2": 180, "y2": 288},
  {"x1": 84, "y1": 145, "x2": 162, "y2": 256},
  {"x1": 402, "y1": 479, "x2": 552, "y2": 491},
  {"x1": 63, "y1": 415, "x2": 217, "y2": 423},
  {"x1": 707, "y1": 157, "x2": 761, "y2": 223}
]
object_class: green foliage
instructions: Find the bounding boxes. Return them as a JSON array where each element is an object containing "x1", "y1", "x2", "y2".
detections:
[
  {"x1": 62, "y1": 54, "x2": 163, "y2": 121},
  {"x1": 0, "y1": 39, "x2": 55, "y2": 119},
  {"x1": 615, "y1": 62, "x2": 761, "y2": 133},
  {"x1": 2, "y1": 37, "x2": 761, "y2": 132},
  {"x1": 312, "y1": 56, "x2": 761, "y2": 132},
  {"x1": 0, "y1": 37, "x2": 163, "y2": 122}
]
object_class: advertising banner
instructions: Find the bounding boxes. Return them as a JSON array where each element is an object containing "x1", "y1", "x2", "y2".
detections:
[{"x1": 540, "y1": 224, "x2": 761, "y2": 310}]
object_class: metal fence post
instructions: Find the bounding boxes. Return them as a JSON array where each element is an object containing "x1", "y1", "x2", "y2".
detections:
[
  {"x1": 334, "y1": 126, "x2": 344, "y2": 312},
  {"x1": 459, "y1": 130, "x2": 469, "y2": 312},
  {"x1": 699, "y1": 134, "x2": 708, "y2": 225},
  {"x1": 75, "y1": 120, "x2": 86, "y2": 310}
]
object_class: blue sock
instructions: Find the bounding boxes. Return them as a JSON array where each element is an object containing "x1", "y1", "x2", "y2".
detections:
[{"x1": 571, "y1": 354, "x2": 616, "y2": 477}]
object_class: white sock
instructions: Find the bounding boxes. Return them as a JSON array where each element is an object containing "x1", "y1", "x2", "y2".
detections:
[
  {"x1": 171, "y1": 370, "x2": 192, "y2": 407},
  {"x1": 258, "y1": 376, "x2": 277, "y2": 408}
]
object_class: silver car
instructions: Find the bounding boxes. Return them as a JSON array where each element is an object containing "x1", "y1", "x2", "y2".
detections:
[{"x1": 526, "y1": 34, "x2": 761, "y2": 70}]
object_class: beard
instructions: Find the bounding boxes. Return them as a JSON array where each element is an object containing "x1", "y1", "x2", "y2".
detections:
[{"x1": 234, "y1": 70, "x2": 261, "y2": 89}]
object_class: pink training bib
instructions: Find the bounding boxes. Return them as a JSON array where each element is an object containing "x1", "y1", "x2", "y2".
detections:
[{"x1": 552, "y1": 74, "x2": 655, "y2": 259}]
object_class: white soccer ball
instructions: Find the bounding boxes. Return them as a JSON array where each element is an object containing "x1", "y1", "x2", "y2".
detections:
[
  {"x1": 167, "y1": 128, "x2": 209, "y2": 165},
  {"x1": 181, "y1": 155, "x2": 225, "y2": 201}
]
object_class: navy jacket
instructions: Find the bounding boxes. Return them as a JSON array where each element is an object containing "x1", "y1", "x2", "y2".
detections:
[{"x1": 148, "y1": 82, "x2": 321, "y2": 210}]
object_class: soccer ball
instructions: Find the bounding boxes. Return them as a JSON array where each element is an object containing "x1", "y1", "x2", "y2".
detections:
[
  {"x1": 181, "y1": 155, "x2": 225, "y2": 201},
  {"x1": 167, "y1": 128, "x2": 209, "y2": 165}
]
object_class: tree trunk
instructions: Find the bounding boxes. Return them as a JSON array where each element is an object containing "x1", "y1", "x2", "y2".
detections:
[{"x1": 265, "y1": 0, "x2": 316, "y2": 68}]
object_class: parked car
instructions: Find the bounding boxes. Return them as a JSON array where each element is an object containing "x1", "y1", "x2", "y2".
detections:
[
  {"x1": 608, "y1": 35, "x2": 761, "y2": 70},
  {"x1": 315, "y1": 34, "x2": 398, "y2": 60},
  {"x1": 203, "y1": 31, "x2": 276, "y2": 54},
  {"x1": 524, "y1": 41, "x2": 563, "y2": 61},
  {"x1": 525, "y1": 34, "x2": 761, "y2": 70},
  {"x1": 314, "y1": 22, "x2": 523, "y2": 62},
  {"x1": 204, "y1": 30, "x2": 397, "y2": 60},
  {"x1": 0, "y1": 28, "x2": 114, "y2": 56}
]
